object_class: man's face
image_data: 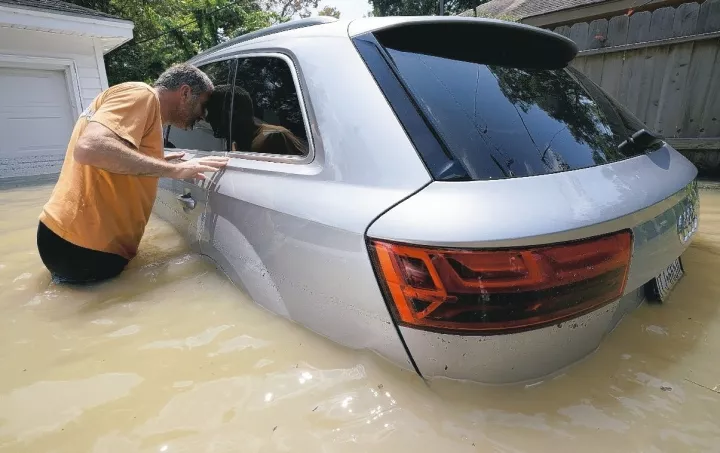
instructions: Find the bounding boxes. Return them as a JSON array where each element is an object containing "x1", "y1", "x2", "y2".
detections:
[{"x1": 177, "y1": 86, "x2": 212, "y2": 130}]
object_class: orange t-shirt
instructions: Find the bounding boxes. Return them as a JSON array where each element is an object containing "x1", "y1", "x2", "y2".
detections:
[{"x1": 39, "y1": 82, "x2": 164, "y2": 260}]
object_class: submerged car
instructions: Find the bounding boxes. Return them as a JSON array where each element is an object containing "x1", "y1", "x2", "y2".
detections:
[{"x1": 154, "y1": 16, "x2": 700, "y2": 384}]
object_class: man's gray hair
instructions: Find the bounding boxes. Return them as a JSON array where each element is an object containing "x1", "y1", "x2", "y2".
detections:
[{"x1": 153, "y1": 63, "x2": 213, "y2": 95}]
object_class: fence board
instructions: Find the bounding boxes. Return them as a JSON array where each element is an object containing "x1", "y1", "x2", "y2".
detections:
[
  {"x1": 587, "y1": 18, "x2": 609, "y2": 50},
  {"x1": 585, "y1": 19, "x2": 609, "y2": 84},
  {"x1": 681, "y1": 41, "x2": 719, "y2": 136},
  {"x1": 698, "y1": 55, "x2": 720, "y2": 137},
  {"x1": 554, "y1": 25, "x2": 571, "y2": 38},
  {"x1": 696, "y1": 0, "x2": 710, "y2": 32},
  {"x1": 667, "y1": 138, "x2": 720, "y2": 150},
  {"x1": 568, "y1": 22, "x2": 589, "y2": 71},
  {"x1": 627, "y1": 11, "x2": 652, "y2": 43},
  {"x1": 619, "y1": 12, "x2": 652, "y2": 113},
  {"x1": 569, "y1": 22, "x2": 590, "y2": 50},
  {"x1": 570, "y1": 58, "x2": 586, "y2": 72},
  {"x1": 644, "y1": 7, "x2": 676, "y2": 129},
  {"x1": 654, "y1": 3, "x2": 698, "y2": 136},
  {"x1": 673, "y1": 1, "x2": 700, "y2": 36},
  {"x1": 552, "y1": 1, "x2": 720, "y2": 143},
  {"x1": 581, "y1": 55, "x2": 603, "y2": 84},
  {"x1": 599, "y1": 15, "x2": 629, "y2": 98},
  {"x1": 702, "y1": 0, "x2": 720, "y2": 32}
]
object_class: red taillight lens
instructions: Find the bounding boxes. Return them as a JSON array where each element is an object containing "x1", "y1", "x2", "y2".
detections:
[{"x1": 368, "y1": 231, "x2": 632, "y2": 334}]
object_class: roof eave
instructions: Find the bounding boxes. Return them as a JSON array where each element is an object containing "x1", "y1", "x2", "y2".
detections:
[{"x1": 0, "y1": 2, "x2": 134, "y2": 47}]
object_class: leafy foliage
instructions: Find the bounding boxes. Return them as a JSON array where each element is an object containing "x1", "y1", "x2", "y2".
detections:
[
  {"x1": 261, "y1": 0, "x2": 320, "y2": 18},
  {"x1": 317, "y1": 5, "x2": 341, "y2": 18},
  {"x1": 64, "y1": 0, "x2": 326, "y2": 85},
  {"x1": 233, "y1": 57, "x2": 307, "y2": 139},
  {"x1": 370, "y1": 0, "x2": 488, "y2": 18}
]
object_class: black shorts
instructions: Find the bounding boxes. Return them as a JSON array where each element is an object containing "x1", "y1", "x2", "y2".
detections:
[{"x1": 36, "y1": 221, "x2": 128, "y2": 284}]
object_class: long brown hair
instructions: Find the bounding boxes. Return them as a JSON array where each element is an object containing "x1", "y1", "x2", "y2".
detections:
[{"x1": 207, "y1": 84, "x2": 306, "y2": 155}]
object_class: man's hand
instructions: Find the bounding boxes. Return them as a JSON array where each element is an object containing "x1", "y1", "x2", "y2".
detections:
[{"x1": 169, "y1": 156, "x2": 230, "y2": 180}]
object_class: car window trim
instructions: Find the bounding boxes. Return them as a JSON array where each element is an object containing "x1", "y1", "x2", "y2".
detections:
[
  {"x1": 189, "y1": 50, "x2": 316, "y2": 166},
  {"x1": 351, "y1": 32, "x2": 471, "y2": 181}
]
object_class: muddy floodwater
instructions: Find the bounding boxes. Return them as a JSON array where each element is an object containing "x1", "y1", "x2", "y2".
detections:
[{"x1": 1, "y1": 184, "x2": 719, "y2": 453}]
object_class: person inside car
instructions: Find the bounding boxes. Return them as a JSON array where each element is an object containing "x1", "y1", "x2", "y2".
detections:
[{"x1": 206, "y1": 84, "x2": 307, "y2": 156}]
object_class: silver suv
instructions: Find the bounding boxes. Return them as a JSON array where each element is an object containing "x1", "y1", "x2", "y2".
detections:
[{"x1": 154, "y1": 16, "x2": 700, "y2": 384}]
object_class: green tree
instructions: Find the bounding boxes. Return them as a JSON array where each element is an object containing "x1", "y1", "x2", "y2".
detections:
[
  {"x1": 370, "y1": 0, "x2": 488, "y2": 17},
  {"x1": 317, "y1": 5, "x2": 341, "y2": 18},
  {"x1": 65, "y1": 0, "x2": 327, "y2": 85},
  {"x1": 266, "y1": 0, "x2": 320, "y2": 18}
]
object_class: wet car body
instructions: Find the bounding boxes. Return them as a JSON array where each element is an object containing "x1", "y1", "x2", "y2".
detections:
[{"x1": 153, "y1": 16, "x2": 700, "y2": 384}]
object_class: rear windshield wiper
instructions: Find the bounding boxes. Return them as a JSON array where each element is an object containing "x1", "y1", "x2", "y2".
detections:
[{"x1": 618, "y1": 128, "x2": 663, "y2": 154}]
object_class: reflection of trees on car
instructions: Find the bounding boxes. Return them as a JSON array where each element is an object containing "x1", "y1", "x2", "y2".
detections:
[
  {"x1": 64, "y1": 0, "x2": 342, "y2": 85},
  {"x1": 488, "y1": 66, "x2": 625, "y2": 166},
  {"x1": 234, "y1": 57, "x2": 307, "y2": 142}
]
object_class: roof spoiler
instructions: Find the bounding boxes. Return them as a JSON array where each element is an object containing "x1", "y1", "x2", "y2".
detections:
[{"x1": 350, "y1": 17, "x2": 578, "y2": 69}]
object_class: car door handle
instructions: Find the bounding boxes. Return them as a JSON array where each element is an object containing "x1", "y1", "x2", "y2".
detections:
[{"x1": 177, "y1": 193, "x2": 196, "y2": 210}]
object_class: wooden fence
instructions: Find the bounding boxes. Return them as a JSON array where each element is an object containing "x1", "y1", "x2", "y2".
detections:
[{"x1": 550, "y1": 0, "x2": 720, "y2": 153}]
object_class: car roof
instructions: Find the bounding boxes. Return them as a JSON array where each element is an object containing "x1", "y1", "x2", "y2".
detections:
[
  {"x1": 189, "y1": 16, "x2": 339, "y2": 63},
  {"x1": 188, "y1": 15, "x2": 576, "y2": 65}
]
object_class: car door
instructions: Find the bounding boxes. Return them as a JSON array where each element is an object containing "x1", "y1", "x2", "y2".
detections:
[
  {"x1": 155, "y1": 58, "x2": 236, "y2": 252},
  {"x1": 199, "y1": 53, "x2": 314, "y2": 318}
]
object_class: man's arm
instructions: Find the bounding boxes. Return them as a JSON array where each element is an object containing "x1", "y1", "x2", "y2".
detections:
[
  {"x1": 74, "y1": 122, "x2": 176, "y2": 177},
  {"x1": 74, "y1": 122, "x2": 229, "y2": 180}
]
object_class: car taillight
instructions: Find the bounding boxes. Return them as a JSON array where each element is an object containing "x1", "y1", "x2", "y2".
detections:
[{"x1": 368, "y1": 231, "x2": 632, "y2": 335}]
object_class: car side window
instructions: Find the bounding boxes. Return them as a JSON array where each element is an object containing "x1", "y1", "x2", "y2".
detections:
[
  {"x1": 228, "y1": 56, "x2": 309, "y2": 157},
  {"x1": 164, "y1": 59, "x2": 236, "y2": 152}
]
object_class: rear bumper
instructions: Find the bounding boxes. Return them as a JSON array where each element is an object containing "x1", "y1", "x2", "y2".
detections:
[
  {"x1": 400, "y1": 287, "x2": 644, "y2": 385},
  {"x1": 367, "y1": 146, "x2": 699, "y2": 384},
  {"x1": 398, "y1": 180, "x2": 698, "y2": 384}
]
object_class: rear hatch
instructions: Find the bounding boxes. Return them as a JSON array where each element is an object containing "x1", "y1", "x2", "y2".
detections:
[{"x1": 353, "y1": 19, "x2": 699, "y2": 337}]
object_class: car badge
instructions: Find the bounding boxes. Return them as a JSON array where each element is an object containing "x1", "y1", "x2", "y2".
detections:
[{"x1": 677, "y1": 201, "x2": 698, "y2": 244}]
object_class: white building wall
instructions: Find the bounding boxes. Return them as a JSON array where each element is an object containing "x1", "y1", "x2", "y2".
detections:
[
  {"x1": 0, "y1": 26, "x2": 107, "y2": 111},
  {"x1": 0, "y1": 26, "x2": 114, "y2": 180}
]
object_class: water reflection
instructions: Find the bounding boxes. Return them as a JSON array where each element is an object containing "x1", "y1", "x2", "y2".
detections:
[
  {"x1": 0, "y1": 373, "x2": 143, "y2": 443},
  {"x1": 1, "y1": 185, "x2": 719, "y2": 452}
]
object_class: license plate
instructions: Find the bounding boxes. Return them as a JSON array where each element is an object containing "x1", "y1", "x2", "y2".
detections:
[{"x1": 645, "y1": 257, "x2": 684, "y2": 303}]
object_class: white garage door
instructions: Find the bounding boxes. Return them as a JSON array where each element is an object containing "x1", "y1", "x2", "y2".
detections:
[{"x1": 0, "y1": 67, "x2": 75, "y2": 178}]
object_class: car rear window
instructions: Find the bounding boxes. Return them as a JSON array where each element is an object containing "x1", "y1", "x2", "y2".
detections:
[{"x1": 381, "y1": 45, "x2": 656, "y2": 180}]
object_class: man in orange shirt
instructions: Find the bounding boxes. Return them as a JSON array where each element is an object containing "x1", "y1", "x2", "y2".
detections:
[{"x1": 37, "y1": 63, "x2": 229, "y2": 284}]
